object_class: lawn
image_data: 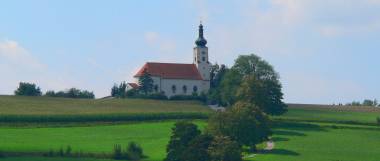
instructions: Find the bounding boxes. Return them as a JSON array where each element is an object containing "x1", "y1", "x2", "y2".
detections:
[
  {"x1": 0, "y1": 121, "x2": 206, "y2": 161},
  {"x1": 0, "y1": 95, "x2": 211, "y2": 115},
  {"x1": 277, "y1": 104, "x2": 380, "y2": 124},
  {"x1": 251, "y1": 122, "x2": 380, "y2": 161}
]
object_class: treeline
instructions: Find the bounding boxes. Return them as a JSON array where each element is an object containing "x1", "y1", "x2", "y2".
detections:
[
  {"x1": 14, "y1": 82, "x2": 95, "y2": 99},
  {"x1": 345, "y1": 99, "x2": 379, "y2": 107},
  {"x1": 0, "y1": 142, "x2": 144, "y2": 161}
]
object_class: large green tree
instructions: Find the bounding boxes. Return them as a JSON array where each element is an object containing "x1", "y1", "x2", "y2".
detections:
[
  {"x1": 165, "y1": 121, "x2": 201, "y2": 161},
  {"x1": 207, "y1": 136, "x2": 242, "y2": 161},
  {"x1": 138, "y1": 69, "x2": 154, "y2": 95},
  {"x1": 220, "y1": 54, "x2": 287, "y2": 115},
  {"x1": 208, "y1": 101, "x2": 272, "y2": 151},
  {"x1": 14, "y1": 82, "x2": 42, "y2": 96}
]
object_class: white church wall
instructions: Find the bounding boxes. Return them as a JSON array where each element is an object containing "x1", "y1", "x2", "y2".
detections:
[{"x1": 160, "y1": 78, "x2": 204, "y2": 98}]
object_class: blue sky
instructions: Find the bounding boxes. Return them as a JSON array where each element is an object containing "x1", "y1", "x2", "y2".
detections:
[{"x1": 1, "y1": 0, "x2": 380, "y2": 104}]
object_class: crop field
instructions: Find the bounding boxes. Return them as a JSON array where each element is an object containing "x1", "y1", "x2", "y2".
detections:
[
  {"x1": 0, "y1": 96, "x2": 380, "y2": 161},
  {"x1": 278, "y1": 104, "x2": 380, "y2": 124},
  {"x1": 0, "y1": 96, "x2": 211, "y2": 115}
]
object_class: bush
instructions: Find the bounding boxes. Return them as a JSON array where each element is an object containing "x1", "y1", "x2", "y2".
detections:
[
  {"x1": 127, "y1": 142, "x2": 144, "y2": 161},
  {"x1": 14, "y1": 82, "x2": 42, "y2": 96},
  {"x1": 377, "y1": 117, "x2": 380, "y2": 126},
  {"x1": 208, "y1": 136, "x2": 242, "y2": 161},
  {"x1": 44, "y1": 88, "x2": 95, "y2": 99},
  {"x1": 113, "y1": 144, "x2": 123, "y2": 160},
  {"x1": 169, "y1": 92, "x2": 207, "y2": 103},
  {"x1": 0, "y1": 151, "x2": 5, "y2": 158}
]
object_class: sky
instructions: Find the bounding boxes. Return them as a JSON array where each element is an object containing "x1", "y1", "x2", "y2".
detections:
[{"x1": 1, "y1": 0, "x2": 380, "y2": 104}]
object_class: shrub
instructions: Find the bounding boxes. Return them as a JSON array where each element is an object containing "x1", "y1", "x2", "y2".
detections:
[
  {"x1": 14, "y1": 82, "x2": 42, "y2": 96},
  {"x1": 44, "y1": 88, "x2": 95, "y2": 99},
  {"x1": 208, "y1": 136, "x2": 242, "y2": 161},
  {"x1": 377, "y1": 117, "x2": 380, "y2": 126},
  {"x1": 0, "y1": 151, "x2": 5, "y2": 158},
  {"x1": 65, "y1": 145, "x2": 72, "y2": 156},
  {"x1": 127, "y1": 142, "x2": 144, "y2": 161},
  {"x1": 113, "y1": 144, "x2": 123, "y2": 160}
]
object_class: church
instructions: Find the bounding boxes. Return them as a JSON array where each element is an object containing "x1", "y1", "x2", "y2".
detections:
[{"x1": 129, "y1": 23, "x2": 211, "y2": 97}]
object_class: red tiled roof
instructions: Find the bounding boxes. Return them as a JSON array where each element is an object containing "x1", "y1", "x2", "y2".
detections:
[
  {"x1": 134, "y1": 62, "x2": 203, "y2": 80},
  {"x1": 127, "y1": 83, "x2": 139, "y2": 89}
]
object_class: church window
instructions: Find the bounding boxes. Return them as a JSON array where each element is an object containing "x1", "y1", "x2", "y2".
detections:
[
  {"x1": 193, "y1": 86, "x2": 198, "y2": 93},
  {"x1": 154, "y1": 85, "x2": 158, "y2": 92},
  {"x1": 182, "y1": 85, "x2": 187, "y2": 94},
  {"x1": 202, "y1": 51, "x2": 206, "y2": 55},
  {"x1": 202, "y1": 57, "x2": 205, "y2": 61},
  {"x1": 172, "y1": 85, "x2": 176, "y2": 94}
]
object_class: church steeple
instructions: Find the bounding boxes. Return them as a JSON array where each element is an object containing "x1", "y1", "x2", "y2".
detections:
[{"x1": 195, "y1": 23, "x2": 207, "y2": 47}]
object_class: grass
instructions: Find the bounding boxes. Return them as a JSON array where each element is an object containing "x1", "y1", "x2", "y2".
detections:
[
  {"x1": 0, "y1": 121, "x2": 206, "y2": 161},
  {"x1": 0, "y1": 95, "x2": 211, "y2": 115},
  {"x1": 277, "y1": 104, "x2": 380, "y2": 124},
  {"x1": 0, "y1": 157, "x2": 114, "y2": 161},
  {"x1": 250, "y1": 122, "x2": 380, "y2": 161}
]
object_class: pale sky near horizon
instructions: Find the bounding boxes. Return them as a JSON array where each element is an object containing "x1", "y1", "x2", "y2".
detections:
[{"x1": 1, "y1": 0, "x2": 380, "y2": 104}]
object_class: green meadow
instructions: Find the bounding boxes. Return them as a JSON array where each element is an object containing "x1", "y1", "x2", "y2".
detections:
[{"x1": 0, "y1": 96, "x2": 380, "y2": 161}]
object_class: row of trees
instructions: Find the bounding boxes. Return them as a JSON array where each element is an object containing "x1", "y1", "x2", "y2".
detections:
[
  {"x1": 346, "y1": 99, "x2": 379, "y2": 107},
  {"x1": 14, "y1": 82, "x2": 95, "y2": 99},
  {"x1": 164, "y1": 54, "x2": 288, "y2": 161}
]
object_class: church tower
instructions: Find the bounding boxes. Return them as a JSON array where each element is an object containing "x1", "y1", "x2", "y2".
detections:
[{"x1": 193, "y1": 23, "x2": 211, "y2": 81}]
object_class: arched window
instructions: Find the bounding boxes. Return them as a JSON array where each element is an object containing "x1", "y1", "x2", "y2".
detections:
[
  {"x1": 193, "y1": 86, "x2": 198, "y2": 93},
  {"x1": 202, "y1": 57, "x2": 206, "y2": 61},
  {"x1": 172, "y1": 85, "x2": 176, "y2": 94},
  {"x1": 154, "y1": 85, "x2": 158, "y2": 92},
  {"x1": 182, "y1": 85, "x2": 187, "y2": 94}
]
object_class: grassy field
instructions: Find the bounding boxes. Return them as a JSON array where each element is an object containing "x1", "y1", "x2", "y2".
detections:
[
  {"x1": 251, "y1": 122, "x2": 380, "y2": 161},
  {"x1": 1, "y1": 96, "x2": 380, "y2": 161},
  {"x1": 278, "y1": 104, "x2": 380, "y2": 124},
  {"x1": 0, "y1": 95, "x2": 211, "y2": 115},
  {"x1": 0, "y1": 121, "x2": 206, "y2": 161}
]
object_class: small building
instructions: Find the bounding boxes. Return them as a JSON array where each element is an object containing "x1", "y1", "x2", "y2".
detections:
[{"x1": 131, "y1": 23, "x2": 211, "y2": 97}]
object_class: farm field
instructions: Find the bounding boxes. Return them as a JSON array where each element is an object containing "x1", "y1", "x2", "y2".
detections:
[
  {"x1": 1, "y1": 121, "x2": 380, "y2": 161},
  {"x1": 279, "y1": 104, "x2": 380, "y2": 124},
  {"x1": 0, "y1": 96, "x2": 211, "y2": 115}
]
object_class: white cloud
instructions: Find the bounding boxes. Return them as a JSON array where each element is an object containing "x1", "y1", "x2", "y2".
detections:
[{"x1": 0, "y1": 39, "x2": 45, "y2": 69}]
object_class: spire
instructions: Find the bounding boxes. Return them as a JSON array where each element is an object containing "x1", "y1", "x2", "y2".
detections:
[{"x1": 195, "y1": 22, "x2": 207, "y2": 47}]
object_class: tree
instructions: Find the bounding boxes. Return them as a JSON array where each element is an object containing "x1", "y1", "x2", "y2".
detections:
[
  {"x1": 111, "y1": 84, "x2": 119, "y2": 97},
  {"x1": 209, "y1": 64, "x2": 228, "y2": 105},
  {"x1": 181, "y1": 134, "x2": 214, "y2": 161},
  {"x1": 138, "y1": 69, "x2": 154, "y2": 95},
  {"x1": 208, "y1": 101, "x2": 272, "y2": 151},
  {"x1": 165, "y1": 121, "x2": 201, "y2": 161},
  {"x1": 207, "y1": 136, "x2": 242, "y2": 161},
  {"x1": 237, "y1": 75, "x2": 287, "y2": 115},
  {"x1": 127, "y1": 142, "x2": 144, "y2": 161},
  {"x1": 219, "y1": 54, "x2": 287, "y2": 115},
  {"x1": 14, "y1": 82, "x2": 42, "y2": 96}
]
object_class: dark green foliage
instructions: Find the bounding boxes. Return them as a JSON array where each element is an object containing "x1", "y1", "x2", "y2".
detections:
[
  {"x1": 138, "y1": 69, "x2": 154, "y2": 95},
  {"x1": 65, "y1": 145, "x2": 72, "y2": 156},
  {"x1": 128, "y1": 92, "x2": 168, "y2": 100},
  {"x1": 208, "y1": 101, "x2": 272, "y2": 151},
  {"x1": 219, "y1": 54, "x2": 287, "y2": 115},
  {"x1": 127, "y1": 142, "x2": 144, "y2": 161},
  {"x1": 0, "y1": 151, "x2": 5, "y2": 158},
  {"x1": 169, "y1": 93, "x2": 207, "y2": 103},
  {"x1": 181, "y1": 134, "x2": 214, "y2": 161},
  {"x1": 209, "y1": 64, "x2": 228, "y2": 105},
  {"x1": 207, "y1": 136, "x2": 242, "y2": 161},
  {"x1": 165, "y1": 121, "x2": 201, "y2": 161},
  {"x1": 0, "y1": 113, "x2": 209, "y2": 123},
  {"x1": 113, "y1": 144, "x2": 123, "y2": 160},
  {"x1": 14, "y1": 82, "x2": 42, "y2": 96},
  {"x1": 111, "y1": 82, "x2": 127, "y2": 98},
  {"x1": 377, "y1": 117, "x2": 380, "y2": 126},
  {"x1": 58, "y1": 147, "x2": 64, "y2": 157},
  {"x1": 44, "y1": 88, "x2": 95, "y2": 99}
]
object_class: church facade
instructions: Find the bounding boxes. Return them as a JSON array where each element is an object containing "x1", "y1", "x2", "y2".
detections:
[{"x1": 131, "y1": 24, "x2": 211, "y2": 97}]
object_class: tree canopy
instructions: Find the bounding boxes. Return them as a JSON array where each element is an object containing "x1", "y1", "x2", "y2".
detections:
[
  {"x1": 138, "y1": 69, "x2": 154, "y2": 95},
  {"x1": 14, "y1": 82, "x2": 42, "y2": 96}
]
